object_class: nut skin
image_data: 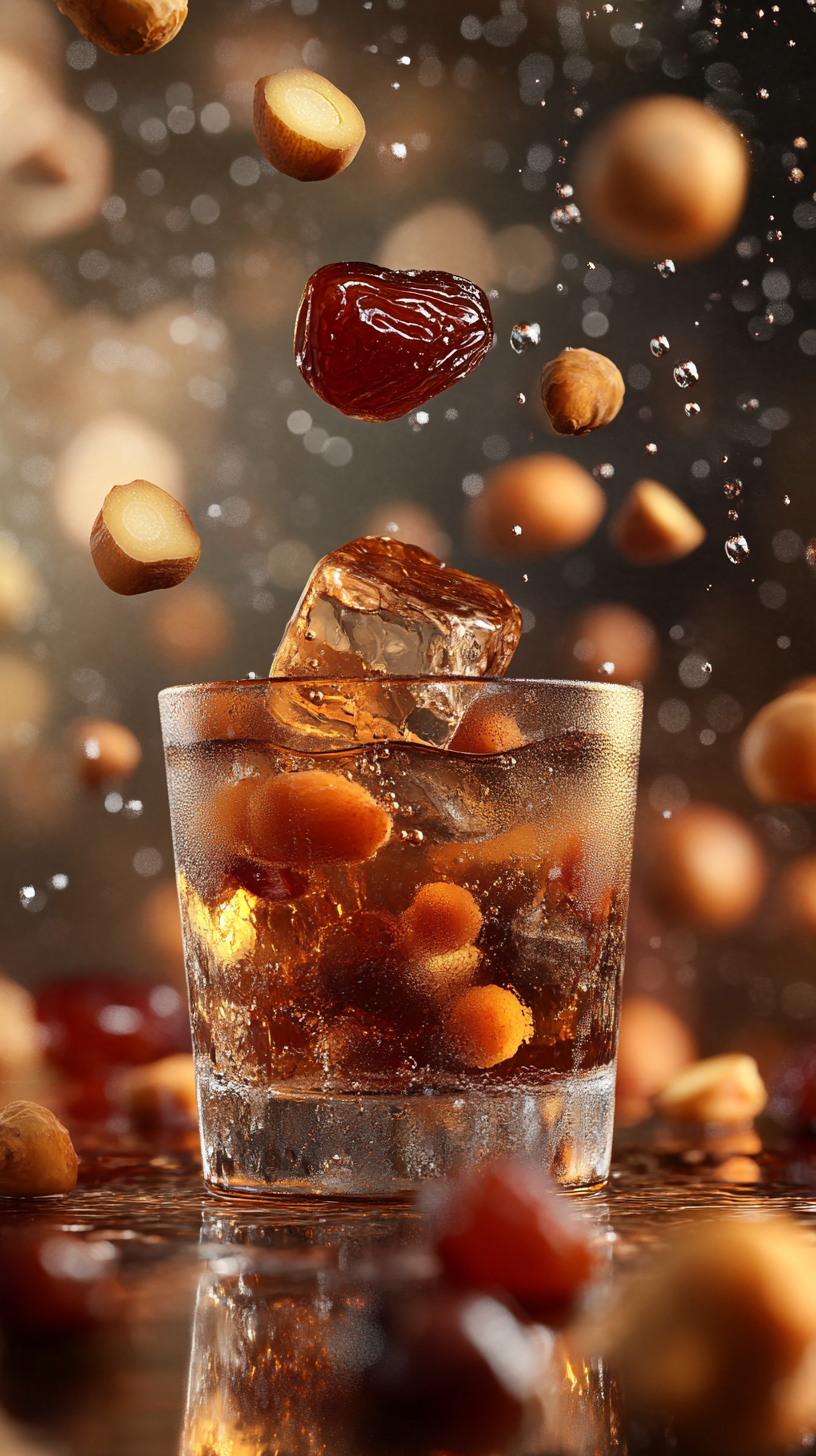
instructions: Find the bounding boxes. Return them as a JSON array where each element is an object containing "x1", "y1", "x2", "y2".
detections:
[
  {"x1": 472, "y1": 453, "x2": 605, "y2": 557},
  {"x1": 53, "y1": 0, "x2": 187, "y2": 56},
  {"x1": 540, "y1": 348, "x2": 625, "y2": 436},
  {"x1": 577, "y1": 94, "x2": 750, "y2": 262},
  {"x1": 740, "y1": 691, "x2": 816, "y2": 805},
  {"x1": 0, "y1": 1101, "x2": 78, "y2": 1197},
  {"x1": 253, "y1": 68, "x2": 365, "y2": 183},
  {"x1": 609, "y1": 479, "x2": 706, "y2": 565}
]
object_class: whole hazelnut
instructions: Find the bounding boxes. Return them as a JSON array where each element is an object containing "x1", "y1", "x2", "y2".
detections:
[
  {"x1": 53, "y1": 0, "x2": 187, "y2": 56},
  {"x1": 564, "y1": 602, "x2": 658, "y2": 685},
  {"x1": 0, "y1": 1100, "x2": 78, "y2": 1197},
  {"x1": 646, "y1": 802, "x2": 767, "y2": 932},
  {"x1": 471, "y1": 453, "x2": 605, "y2": 557},
  {"x1": 540, "y1": 348, "x2": 624, "y2": 436},
  {"x1": 740, "y1": 690, "x2": 816, "y2": 804},
  {"x1": 616, "y1": 996, "x2": 697, "y2": 1126},
  {"x1": 576, "y1": 94, "x2": 750, "y2": 261}
]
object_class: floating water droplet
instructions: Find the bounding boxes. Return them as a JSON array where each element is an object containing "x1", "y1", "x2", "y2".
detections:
[
  {"x1": 645, "y1": 443, "x2": 658, "y2": 455},
  {"x1": 593, "y1": 462, "x2": 615, "y2": 480},
  {"x1": 512, "y1": 524, "x2": 523, "y2": 535},
  {"x1": 522, "y1": 573, "x2": 529, "y2": 582},
  {"x1": 727, "y1": 509, "x2": 739, "y2": 521},
  {"x1": 784, "y1": 494, "x2": 791, "y2": 505},
  {"x1": 586, "y1": 260, "x2": 596, "y2": 270},
  {"x1": 555, "y1": 181, "x2": 574, "y2": 198},
  {"x1": 738, "y1": 395, "x2": 760, "y2": 412},
  {"x1": 685, "y1": 402, "x2": 701, "y2": 418},
  {"x1": 723, "y1": 477, "x2": 743, "y2": 500},
  {"x1": 650, "y1": 335, "x2": 670, "y2": 357},
  {"x1": 599, "y1": 661, "x2": 615, "y2": 677},
  {"x1": 673, "y1": 359, "x2": 699, "y2": 389},
  {"x1": 655, "y1": 259, "x2": 676, "y2": 279},
  {"x1": 725, "y1": 534, "x2": 750, "y2": 564},
  {"x1": 550, "y1": 202, "x2": 582, "y2": 232},
  {"x1": 509, "y1": 320, "x2": 541, "y2": 354},
  {"x1": 703, "y1": 662, "x2": 713, "y2": 675},
  {"x1": 517, "y1": 391, "x2": 526, "y2": 404},
  {"x1": 807, "y1": 539, "x2": 816, "y2": 567}
]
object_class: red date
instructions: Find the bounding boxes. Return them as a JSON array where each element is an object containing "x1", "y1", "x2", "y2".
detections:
[
  {"x1": 294, "y1": 261, "x2": 494, "y2": 422},
  {"x1": 35, "y1": 974, "x2": 190, "y2": 1075}
]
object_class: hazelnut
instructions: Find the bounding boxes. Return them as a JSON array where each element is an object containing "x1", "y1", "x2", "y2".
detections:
[
  {"x1": 53, "y1": 0, "x2": 187, "y2": 56},
  {"x1": 449, "y1": 702, "x2": 525, "y2": 754},
  {"x1": 360, "y1": 500, "x2": 450, "y2": 559},
  {"x1": 565, "y1": 602, "x2": 658, "y2": 685},
  {"x1": 0, "y1": 1100, "x2": 77, "y2": 1196},
  {"x1": 254, "y1": 68, "x2": 365, "y2": 182},
  {"x1": 445, "y1": 984, "x2": 533, "y2": 1069},
  {"x1": 120, "y1": 1053, "x2": 197, "y2": 1126},
  {"x1": 655, "y1": 1053, "x2": 767, "y2": 1125},
  {"x1": 401, "y1": 882, "x2": 483, "y2": 957},
  {"x1": 0, "y1": 977, "x2": 44, "y2": 1074},
  {"x1": 540, "y1": 348, "x2": 624, "y2": 436},
  {"x1": 609, "y1": 479, "x2": 706, "y2": 565},
  {"x1": 616, "y1": 996, "x2": 697, "y2": 1126},
  {"x1": 150, "y1": 582, "x2": 232, "y2": 661},
  {"x1": 471, "y1": 453, "x2": 605, "y2": 557},
  {"x1": 576, "y1": 94, "x2": 750, "y2": 262},
  {"x1": 646, "y1": 802, "x2": 767, "y2": 932},
  {"x1": 410, "y1": 944, "x2": 481, "y2": 1000},
  {"x1": 90, "y1": 479, "x2": 200, "y2": 596},
  {"x1": 778, "y1": 853, "x2": 816, "y2": 935},
  {"x1": 67, "y1": 717, "x2": 141, "y2": 788},
  {"x1": 606, "y1": 1217, "x2": 816, "y2": 1453},
  {"x1": 740, "y1": 690, "x2": 816, "y2": 804},
  {"x1": 249, "y1": 770, "x2": 392, "y2": 866}
]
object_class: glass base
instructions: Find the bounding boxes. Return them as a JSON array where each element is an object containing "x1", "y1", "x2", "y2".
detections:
[{"x1": 197, "y1": 1063, "x2": 615, "y2": 1198}]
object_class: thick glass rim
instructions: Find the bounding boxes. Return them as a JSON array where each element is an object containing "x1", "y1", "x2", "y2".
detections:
[{"x1": 158, "y1": 676, "x2": 644, "y2": 701}]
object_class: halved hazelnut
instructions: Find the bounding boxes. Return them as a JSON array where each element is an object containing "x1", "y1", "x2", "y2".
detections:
[
  {"x1": 54, "y1": 0, "x2": 188, "y2": 56},
  {"x1": 540, "y1": 348, "x2": 624, "y2": 436},
  {"x1": 609, "y1": 479, "x2": 705, "y2": 564},
  {"x1": 654, "y1": 1053, "x2": 767, "y2": 1125},
  {"x1": 253, "y1": 68, "x2": 365, "y2": 182},
  {"x1": 67, "y1": 717, "x2": 141, "y2": 787},
  {"x1": 90, "y1": 479, "x2": 200, "y2": 596}
]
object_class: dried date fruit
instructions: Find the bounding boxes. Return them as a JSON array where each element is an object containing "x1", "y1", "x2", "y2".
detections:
[
  {"x1": 254, "y1": 68, "x2": 365, "y2": 182},
  {"x1": 426, "y1": 1157, "x2": 597, "y2": 1320},
  {"x1": 35, "y1": 974, "x2": 190, "y2": 1075},
  {"x1": 294, "y1": 262, "x2": 494, "y2": 422},
  {"x1": 53, "y1": 0, "x2": 187, "y2": 56},
  {"x1": 540, "y1": 348, "x2": 625, "y2": 435}
]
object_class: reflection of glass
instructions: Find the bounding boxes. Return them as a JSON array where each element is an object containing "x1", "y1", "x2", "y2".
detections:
[{"x1": 160, "y1": 677, "x2": 641, "y2": 1196}]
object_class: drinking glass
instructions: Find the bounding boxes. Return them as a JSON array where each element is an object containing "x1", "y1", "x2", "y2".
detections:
[{"x1": 159, "y1": 677, "x2": 641, "y2": 1196}]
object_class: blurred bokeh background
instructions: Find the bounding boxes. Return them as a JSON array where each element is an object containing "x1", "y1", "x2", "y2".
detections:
[{"x1": 1, "y1": 0, "x2": 815, "y2": 1086}]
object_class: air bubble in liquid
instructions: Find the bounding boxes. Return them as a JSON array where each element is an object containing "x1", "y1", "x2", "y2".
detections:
[
  {"x1": 550, "y1": 203, "x2": 582, "y2": 232},
  {"x1": 685, "y1": 403, "x2": 701, "y2": 418},
  {"x1": 650, "y1": 335, "x2": 670, "y2": 357},
  {"x1": 725, "y1": 534, "x2": 750, "y2": 564},
  {"x1": 509, "y1": 321, "x2": 541, "y2": 354},
  {"x1": 806, "y1": 539, "x2": 816, "y2": 567},
  {"x1": 655, "y1": 259, "x2": 676, "y2": 279},
  {"x1": 723, "y1": 477, "x2": 743, "y2": 500},
  {"x1": 673, "y1": 360, "x2": 700, "y2": 389}
]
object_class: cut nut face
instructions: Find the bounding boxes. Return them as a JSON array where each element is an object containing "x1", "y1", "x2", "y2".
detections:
[
  {"x1": 654, "y1": 1053, "x2": 767, "y2": 1125},
  {"x1": 54, "y1": 0, "x2": 188, "y2": 56},
  {"x1": 0, "y1": 1100, "x2": 78, "y2": 1197},
  {"x1": 609, "y1": 479, "x2": 706, "y2": 565},
  {"x1": 254, "y1": 68, "x2": 366, "y2": 182},
  {"x1": 540, "y1": 348, "x2": 625, "y2": 436},
  {"x1": 90, "y1": 479, "x2": 201, "y2": 596}
]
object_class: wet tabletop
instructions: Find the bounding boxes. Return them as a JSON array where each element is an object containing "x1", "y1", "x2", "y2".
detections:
[{"x1": 3, "y1": 1131, "x2": 816, "y2": 1456}]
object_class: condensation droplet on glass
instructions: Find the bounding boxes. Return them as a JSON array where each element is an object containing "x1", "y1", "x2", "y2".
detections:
[
  {"x1": 550, "y1": 203, "x2": 582, "y2": 232},
  {"x1": 593, "y1": 462, "x2": 615, "y2": 480},
  {"x1": 685, "y1": 402, "x2": 701, "y2": 418},
  {"x1": 586, "y1": 260, "x2": 596, "y2": 270},
  {"x1": 806, "y1": 539, "x2": 816, "y2": 567},
  {"x1": 723, "y1": 477, "x2": 743, "y2": 500},
  {"x1": 725, "y1": 534, "x2": 750, "y2": 564},
  {"x1": 645, "y1": 443, "x2": 658, "y2": 455},
  {"x1": 673, "y1": 360, "x2": 699, "y2": 389},
  {"x1": 655, "y1": 259, "x2": 676, "y2": 279},
  {"x1": 650, "y1": 335, "x2": 670, "y2": 357},
  {"x1": 509, "y1": 320, "x2": 541, "y2": 354}
]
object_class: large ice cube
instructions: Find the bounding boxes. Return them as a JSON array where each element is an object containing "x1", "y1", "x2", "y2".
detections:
[{"x1": 268, "y1": 537, "x2": 522, "y2": 748}]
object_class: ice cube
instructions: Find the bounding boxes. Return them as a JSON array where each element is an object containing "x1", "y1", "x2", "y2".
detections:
[{"x1": 268, "y1": 537, "x2": 522, "y2": 748}]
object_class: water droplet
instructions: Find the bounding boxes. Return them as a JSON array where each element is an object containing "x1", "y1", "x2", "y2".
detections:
[
  {"x1": 807, "y1": 539, "x2": 816, "y2": 567},
  {"x1": 517, "y1": 391, "x2": 526, "y2": 404},
  {"x1": 784, "y1": 494, "x2": 791, "y2": 505},
  {"x1": 593, "y1": 462, "x2": 615, "y2": 480},
  {"x1": 728, "y1": 509, "x2": 739, "y2": 521},
  {"x1": 645, "y1": 443, "x2": 658, "y2": 455},
  {"x1": 586, "y1": 260, "x2": 596, "y2": 270},
  {"x1": 673, "y1": 359, "x2": 700, "y2": 389},
  {"x1": 550, "y1": 203, "x2": 582, "y2": 232},
  {"x1": 599, "y1": 661, "x2": 615, "y2": 677},
  {"x1": 555, "y1": 182, "x2": 574, "y2": 198},
  {"x1": 723, "y1": 477, "x2": 743, "y2": 500},
  {"x1": 655, "y1": 259, "x2": 676, "y2": 279},
  {"x1": 725, "y1": 534, "x2": 750, "y2": 564},
  {"x1": 702, "y1": 662, "x2": 713, "y2": 675},
  {"x1": 522, "y1": 573, "x2": 529, "y2": 582},
  {"x1": 509, "y1": 320, "x2": 541, "y2": 354},
  {"x1": 739, "y1": 396, "x2": 760, "y2": 412},
  {"x1": 650, "y1": 335, "x2": 670, "y2": 357},
  {"x1": 512, "y1": 524, "x2": 523, "y2": 535},
  {"x1": 685, "y1": 402, "x2": 701, "y2": 418}
]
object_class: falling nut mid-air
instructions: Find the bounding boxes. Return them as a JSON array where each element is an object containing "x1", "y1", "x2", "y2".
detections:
[
  {"x1": 254, "y1": 68, "x2": 366, "y2": 182},
  {"x1": 609, "y1": 479, "x2": 706, "y2": 564},
  {"x1": 90, "y1": 480, "x2": 201, "y2": 596},
  {"x1": 540, "y1": 348, "x2": 625, "y2": 436},
  {"x1": 53, "y1": 0, "x2": 188, "y2": 56}
]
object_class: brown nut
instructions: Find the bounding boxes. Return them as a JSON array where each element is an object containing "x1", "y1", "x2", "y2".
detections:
[
  {"x1": 740, "y1": 690, "x2": 816, "y2": 804},
  {"x1": 90, "y1": 479, "x2": 200, "y2": 596},
  {"x1": 401, "y1": 882, "x2": 483, "y2": 957},
  {"x1": 360, "y1": 500, "x2": 450, "y2": 559},
  {"x1": 471, "y1": 453, "x2": 605, "y2": 557},
  {"x1": 53, "y1": 0, "x2": 187, "y2": 56},
  {"x1": 540, "y1": 348, "x2": 624, "y2": 436},
  {"x1": 565, "y1": 602, "x2": 658, "y2": 685},
  {"x1": 607, "y1": 1217, "x2": 816, "y2": 1454},
  {"x1": 248, "y1": 770, "x2": 392, "y2": 866},
  {"x1": 150, "y1": 582, "x2": 232, "y2": 661},
  {"x1": 616, "y1": 996, "x2": 697, "y2": 1126},
  {"x1": 67, "y1": 717, "x2": 141, "y2": 787},
  {"x1": 253, "y1": 68, "x2": 365, "y2": 182},
  {"x1": 655, "y1": 1053, "x2": 767, "y2": 1125},
  {"x1": 0, "y1": 976, "x2": 44, "y2": 1074},
  {"x1": 576, "y1": 94, "x2": 750, "y2": 262},
  {"x1": 449, "y1": 702, "x2": 525, "y2": 754},
  {"x1": 0, "y1": 1100, "x2": 78, "y2": 1196},
  {"x1": 119, "y1": 1053, "x2": 196, "y2": 1126},
  {"x1": 646, "y1": 802, "x2": 767, "y2": 932},
  {"x1": 609, "y1": 479, "x2": 706, "y2": 565},
  {"x1": 0, "y1": 547, "x2": 45, "y2": 629},
  {"x1": 779, "y1": 853, "x2": 816, "y2": 936},
  {"x1": 444, "y1": 984, "x2": 533, "y2": 1069}
]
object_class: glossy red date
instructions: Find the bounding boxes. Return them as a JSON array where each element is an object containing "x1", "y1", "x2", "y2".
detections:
[{"x1": 294, "y1": 261, "x2": 494, "y2": 422}]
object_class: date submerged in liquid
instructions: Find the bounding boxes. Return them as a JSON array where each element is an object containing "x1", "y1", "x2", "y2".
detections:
[{"x1": 294, "y1": 262, "x2": 494, "y2": 422}]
